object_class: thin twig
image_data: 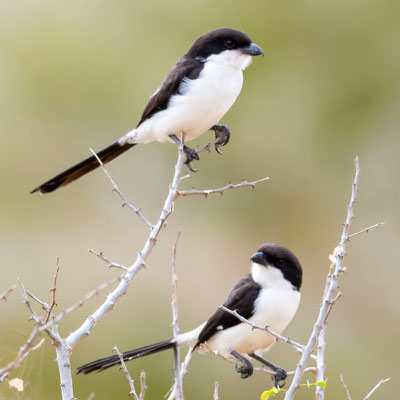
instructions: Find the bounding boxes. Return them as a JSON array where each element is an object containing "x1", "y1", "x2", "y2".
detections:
[
  {"x1": 347, "y1": 222, "x2": 384, "y2": 240},
  {"x1": 176, "y1": 177, "x2": 269, "y2": 198},
  {"x1": 89, "y1": 249, "x2": 129, "y2": 271},
  {"x1": 363, "y1": 378, "x2": 390, "y2": 400},
  {"x1": 171, "y1": 232, "x2": 183, "y2": 400},
  {"x1": 139, "y1": 371, "x2": 147, "y2": 400},
  {"x1": 339, "y1": 373, "x2": 352, "y2": 400},
  {"x1": 213, "y1": 382, "x2": 219, "y2": 400},
  {"x1": 46, "y1": 258, "x2": 60, "y2": 323},
  {"x1": 219, "y1": 306, "x2": 311, "y2": 356},
  {"x1": 0, "y1": 284, "x2": 16, "y2": 302},
  {"x1": 113, "y1": 345, "x2": 140, "y2": 399},
  {"x1": 90, "y1": 149, "x2": 153, "y2": 229},
  {"x1": 285, "y1": 157, "x2": 362, "y2": 400}
]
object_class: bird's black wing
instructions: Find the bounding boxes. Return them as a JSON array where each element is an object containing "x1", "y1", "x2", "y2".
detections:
[
  {"x1": 137, "y1": 55, "x2": 204, "y2": 127},
  {"x1": 195, "y1": 274, "x2": 262, "y2": 348}
]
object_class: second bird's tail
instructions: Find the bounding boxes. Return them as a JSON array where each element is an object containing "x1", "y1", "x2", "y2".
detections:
[
  {"x1": 31, "y1": 141, "x2": 136, "y2": 194},
  {"x1": 76, "y1": 339, "x2": 174, "y2": 374}
]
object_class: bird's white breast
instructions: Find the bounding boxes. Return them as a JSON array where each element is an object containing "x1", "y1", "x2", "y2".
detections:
[{"x1": 123, "y1": 51, "x2": 251, "y2": 144}]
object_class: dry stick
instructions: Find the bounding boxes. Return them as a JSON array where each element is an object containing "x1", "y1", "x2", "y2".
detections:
[
  {"x1": 285, "y1": 158, "x2": 362, "y2": 400},
  {"x1": 213, "y1": 382, "x2": 219, "y2": 400},
  {"x1": 90, "y1": 149, "x2": 153, "y2": 230},
  {"x1": 218, "y1": 306, "x2": 311, "y2": 356},
  {"x1": 176, "y1": 178, "x2": 269, "y2": 198},
  {"x1": 347, "y1": 222, "x2": 384, "y2": 240},
  {"x1": 88, "y1": 249, "x2": 128, "y2": 271},
  {"x1": 113, "y1": 345, "x2": 140, "y2": 399},
  {"x1": 362, "y1": 378, "x2": 390, "y2": 400},
  {"x1": 46, "y1": 258, "x2": 60, "y2": 323},
  {"x1": 339, "y1": 373, "x2": 352, "y2": 400},
  {"x1": 170, "y1": 232, "x2": 184, "y2": 400},
  {"x1": 139, "y1": 371, "x2": 147, "y2": 400},
  {"x1": 0, "y1": 284, "x2": 16, "y2": 302}
]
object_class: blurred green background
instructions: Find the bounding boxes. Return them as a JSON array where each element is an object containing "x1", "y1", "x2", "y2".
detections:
[{"x1": 1, "y1": 0, "x2": 399, "y2": 399}]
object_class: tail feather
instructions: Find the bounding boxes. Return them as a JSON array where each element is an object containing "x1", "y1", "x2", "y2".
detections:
[
  {"x1": 76, "y1": 339, "x2": 174, "y2": 374},
  {"x1": 30, "y1": 141, "x2": 136, "y2": 194}
]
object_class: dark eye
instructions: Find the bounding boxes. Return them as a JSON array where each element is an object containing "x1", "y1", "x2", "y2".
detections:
[
  {"x1": 224, "y1": 40, "x2": 235, "y2": 49},
  {"x1": 277, "y1": 259, "x2": 286, "y2": 267}
]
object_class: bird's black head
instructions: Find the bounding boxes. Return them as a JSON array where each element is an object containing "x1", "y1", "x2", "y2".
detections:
[
  {"x1": 250, "y1": 243, "x2": 303, "y2": 291},
  {"x1": 187, "y1": 28, "x2": 264, "y2": 59}
]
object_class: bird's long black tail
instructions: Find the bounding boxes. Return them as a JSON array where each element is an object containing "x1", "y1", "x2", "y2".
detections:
[
  {"x1": 76, "y1": 339, "x2": 174, "y2": 374},
  {"x1": 30, "y1": 141, "x2": 136, "y2": 194}
]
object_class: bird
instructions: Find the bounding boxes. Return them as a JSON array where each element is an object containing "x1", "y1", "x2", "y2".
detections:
[
  {"x1": 31, "y1": 28, "x2": 263, "y2": 194},
  {"x1": 76, "y1": 243, "x2": 302, "y2": 387}
]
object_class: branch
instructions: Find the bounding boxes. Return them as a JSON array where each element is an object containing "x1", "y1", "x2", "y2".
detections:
[
  {"x1": 218, "y1": 306, "x2": 311, "y2": 356},
  {"x1": 213, "y1": 382, "x2": 219, "y2": 400},
  {"x1": 285, "y1": 157, "x2": 362, "y2": 400},
  {"x1": 176, "y1": 177, "x2": 269, "y2": 198},
  {"x1": 363, "y1": 378, "x2": 390, "y2": 400},
  {"x1": 88, "y1": 249, "x2": 128, "y2": 271},
  {"x1": 0, "y1": 284, "x2": 16, "y2": 303},
  {"x1": 45, "y1": 258, "x2": 60, "y2": 323},
  {"x1": 90, "y1": 148, "x2": 153, "y2": 229},
  {"x1": 113, "y1": 345, "x2": 140, "y2": 399},
  {"x1": 170, "y1": 232, "x2": 183, "y2": 400},
  {"x1": 347, "y1": 222, "x2": 384, "y2": 240},
  {"x1": 339, "y1": 373, "x2": 352, "y2": 400},
  {"x1": 139, "y1": 371, "x2": 147, "y2": 400}
]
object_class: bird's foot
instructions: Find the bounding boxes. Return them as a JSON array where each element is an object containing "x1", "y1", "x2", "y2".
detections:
[
  {"x1": 211, "y1": 125, "x2": 231, "y2": 154},
  {"x1": 183, "y1": 145, "x2": 200, "y2": 172},
  {"x1": 235, "y1": 362, "x2": 254, "y2": 379},
  {"x1": 273, "y1": 367, "x2": 287, "y2": 388}
]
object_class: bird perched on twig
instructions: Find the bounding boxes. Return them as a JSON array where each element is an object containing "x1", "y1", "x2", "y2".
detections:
[
  {"x1": 76, "y1": 243, "x2": 302, "y2": 388},
  {"x1": 31, "y1": 28, "x2": 263, "y2": 194}
]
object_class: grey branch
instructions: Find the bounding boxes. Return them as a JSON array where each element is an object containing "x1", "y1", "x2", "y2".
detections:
[
  {"x1": 213, "y1": 382, "x2": 219, "y2": 400},
  {"x1": 170, "y1": 232, "x2": 184, "y2": 400},
  {"x1": 88, "y1": 249, "x2": 129, "y2": 271},
  {"x1": 285, "y1": 157, "x2": 363, "y2": 400},
  {"x1": 139, "y1": 371, "x2": 147, "y2": 400},
  {"x1": 363, "y1": 378, "x2": 391, "y2": 400},
  {"x1": 0, "y1": 284, "x2": 16, "y2": 302},
  {"x1": 90, "y1": 148, "x2": 153, "y2": 229},
  {"x1": 113, "y1": 345, "x2": 140, "y2": 399},
  {"x1": 45, "y1": 258, "x2": 60, "y2": 323},
  {"x1": 339, "y1": 373, "x2": 352, "y2": 400},
  {"x1": 218, "y1": 305, "x2": 310, "y2": 355},
  {"x1": 176, "y1": 177, "x2": 269, "y2": 198},
  {"x1": 347, "y1": 222, "x2": 384, "y2": 240}
]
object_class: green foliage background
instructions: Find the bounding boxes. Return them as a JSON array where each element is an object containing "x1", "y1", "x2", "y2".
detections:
[{"x1": 1, "y1": 0, "x2": 399, "y2": 399}]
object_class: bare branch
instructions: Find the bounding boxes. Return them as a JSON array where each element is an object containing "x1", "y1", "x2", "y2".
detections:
[
  {"x1": 218, "y1": 306, "x2": 310, "y2": 356},
  {"x1": 113, "y1": 346, "x2": 140, "y2": 399},
  {"x1": 90, "y1": 148, "x2": 153, "y2": 229},
  {"x1": 363, "y1": 378, "x2": 391, "y2": 400},
  {"x1": 171, "y1": 231, "x2": 183, "y2": 400},
  {"x1": 339, "y1": 373, "x2": 352, "y2": 400},
  {"x1": 89, "y1": 249, "x2": 129, "y2": 271},
  {"x1": 46, "y1": 258, "x2": 60, "y2": 323},
  {"x1": 0, "y1": 284, "x2": 16, "y2": 303},
  {"x1": 347, "y1": 222, "x2": 384, "y2": 240},
  {"x1": 213, "y1": 382, "x2": 219, "y2": 400},
  {"x1": 285, "y1": 157, "x2": 362, "y2": 400},
  {"x1": 139, "y1": 371, "x2": 147, "y2": 400},
  {"x1": 176, "y1": 177, "x2": 269, "y2": 198}
]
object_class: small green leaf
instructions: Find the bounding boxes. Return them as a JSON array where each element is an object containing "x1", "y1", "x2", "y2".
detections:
[{"x1": 317, "y1": 381, "x2": 326, "y2": 388}]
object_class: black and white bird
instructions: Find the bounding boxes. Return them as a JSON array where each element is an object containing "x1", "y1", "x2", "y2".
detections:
[
  {"x1": 31, "y1": 28, "x2": 263, "y2": 194},
  {"x1": 76, "y1": 243, "x2": 302, "y2": 387}
]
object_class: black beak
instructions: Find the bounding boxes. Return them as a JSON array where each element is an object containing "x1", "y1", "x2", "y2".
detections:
[
  {"x1": 241, "y1": 43, "x2": 264, "y2": 56},
  {"x1": 250, "y1": 251, "x2": 265, "y2": 265}
]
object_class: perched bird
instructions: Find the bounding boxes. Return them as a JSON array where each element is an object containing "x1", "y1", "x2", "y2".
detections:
[
  {"x1": 76, "y1": 243, "x2": 302, "y2": 387},
  {"x1": 31, "y1": 28, "x2": 263, "y2": 194}
]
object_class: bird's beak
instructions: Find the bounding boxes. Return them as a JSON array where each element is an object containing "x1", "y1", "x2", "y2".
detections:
[
  {"x1": 250, "y1": 251, "x2": 265, "y2": 265},
  {"x1": 241, "y1": 43, "x2": 264, "y2": 56}
]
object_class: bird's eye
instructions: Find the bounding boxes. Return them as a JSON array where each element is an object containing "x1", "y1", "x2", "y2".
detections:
[
  {"x1": 224, "y1": 40, "x2": 235, "y2": 49},
  {"x1": 277, "y1": 259, "x2": 286, "y2": 267}
]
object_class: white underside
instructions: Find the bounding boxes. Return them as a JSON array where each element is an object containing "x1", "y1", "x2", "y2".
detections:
[
  {"x1": 174, "y1": 263, "x2": 300, "y2": 358},
  {"x1": 119, "y1": 51, "x2": 251, "y2": 145}
]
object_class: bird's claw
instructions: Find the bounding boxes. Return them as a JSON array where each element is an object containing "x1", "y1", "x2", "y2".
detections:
[
  {"x1": 212, "y1": 125, "x2": 231, "y2": 155},
  {"x1": 235, "y1": 363, "x2": 253, "y2": 379},
  {"x1": 272, "y1": 367, "x2": 287, "y2": 388},
  {"x1": 183, "y1": 145, "x2": 199, "y2": 172}
]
